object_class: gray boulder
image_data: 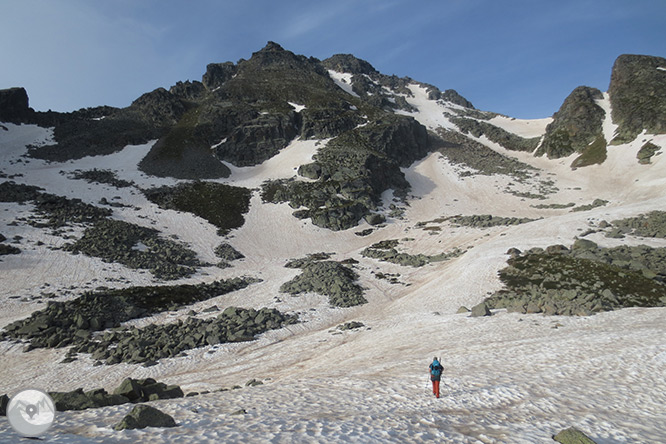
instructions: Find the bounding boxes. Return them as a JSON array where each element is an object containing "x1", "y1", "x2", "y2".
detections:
[
  {"x1": 553, "y1": 426, "x2": 597, "y2": 444},
  {"x1": 364, "y1": 213, "x2": 385, "y2": 226},
  {"x1": 49, "y1": 388, "x2": 96, "y2": 411},
  {"x1": 214, "y1": 243, "x2": 244, "y2": 261},
  {"x1": 113, "y1": 378, "x2": 144, "y2": 402},
  {"x1": 470, "y1": 302, "x2": 492, "y2": 317},
  {"x1": 114, "y1": 404, "x2": 177, "y2": 431},
  {"x1": 571, "y1": 239, "x2": 598, "y2": 251}
]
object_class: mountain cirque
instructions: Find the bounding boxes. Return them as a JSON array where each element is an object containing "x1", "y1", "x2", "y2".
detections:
[{"x1": 1, "y1": 44, "x2": 666, "y2": 442}]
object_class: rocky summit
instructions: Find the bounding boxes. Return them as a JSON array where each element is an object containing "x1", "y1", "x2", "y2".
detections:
[{"x1": 1, "y1": 43, "x2": 665, "y2": 442}]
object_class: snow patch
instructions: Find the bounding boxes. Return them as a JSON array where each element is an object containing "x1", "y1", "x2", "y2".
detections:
[
  {"x1": 595, "y1": 92, "x2": 619, "y2": 143},
  {"x1": 219, "y1": 138, "x2": 325, "y2": 187},
  {"x1": 211, "y1": 138, "x2": 227, "y2": 149},
  {"x1": 327, "y1": 70, "x2": 359, "y2": 97},
  {"x1": 487, "y1": 115, "x2": 552, "y2": 139},
  {"x1": 288, "y1": 102, "x2": 306, "y2": 112},
  {"x1": 395, "y1": 84, "x2": 457, "y2": 131}
]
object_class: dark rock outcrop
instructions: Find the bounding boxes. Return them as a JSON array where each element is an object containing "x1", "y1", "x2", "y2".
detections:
[
  {"x1": 0, "y1": 277, "x2": 259, "y2": 352},
  {"x1": 608, "y1": 211, "x2": 666, "y2": 238},
  {"x1": 361, "y1": 239, "x2": 464, "y2": 267},
  {"x1": 0, "y1": 87, "x2": 33, "y2": 123},
  {"x1": 281, "y1": 258, "x2": 367, "y2": 307},
  {"x1": 64, "y1": 218, "x2": 201, "y2": 279},
  {"x1": 113, "y1": 378, "x2": 183, "y2": 402},
  {"x1": 263, "y1": 114, "x2": 431, "y2": 230},
  {"x1": 440, "y1": 89, "x2": 475, "y2": 109},
  {"x1": 214, "y1": 243, "x2": 245, "y2": 261},
  {"x1": 451, "y1": 117, "x2": 539, "y2": 152},
  {"x1": 49, "y1": 388, "x2": 129, "y2": 411},
  {"x1": 216, "y1": 112, "x2": 300, "y2": 166},
  {"x1": 322, "y1": 54, "x2": 378, "y2": 76},
  {"x1": 130, "y1": 88, "x2": 186, "y2": 127},
  {"x1": 609, "y1": 54, "x2": 666, "y2": 143},
  {"x1": 484, "y1": 241, "x2": 666, "y2": 316},
  {"x1": 536, "y1": 86, "x2": 605, "y2": 159},
  {"x1": 84, "y1": 306, "x2": 296, "y2": 365},
  {"x1": 143, "y1": 181, "x2": 252, "y2": 235},
  {"x1": 202, "y1": 62, "x2": 238, "y2": 89},
  {"x1": 114, "y1": 405, "x2": 177, "y2": 431},
  {"x1": 637, "y1": 141, "x2": 660, "y2": 164}
]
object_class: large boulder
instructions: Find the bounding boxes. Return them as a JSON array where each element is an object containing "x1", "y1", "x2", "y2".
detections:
[
  {"x1": 49, "y1": 388, "x2": 96, "y2": 411},
  {"x1": 553, "y1": 426, "x2": 597, "y2": 444},
  {"x1": 112, "y1": 378, "x2": 184, "y2": 403},
  {"x1": 113, "y1": 378, "x2": 144, "y2": 402},
  {"x1": 470, "y1": 302, "x2": 492, "y2": 317},
  {"x1": 113, "y1": 404, "x2": 177, "y2": 431}
]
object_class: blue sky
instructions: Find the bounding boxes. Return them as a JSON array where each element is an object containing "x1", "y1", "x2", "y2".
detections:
[{"x1": 2, "y1": 0, "x2": 665, "y2": 118}]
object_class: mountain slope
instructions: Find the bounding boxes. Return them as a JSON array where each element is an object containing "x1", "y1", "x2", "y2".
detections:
[{"x1": 1, "y1": 45, "x2": 666, "y2": 442}]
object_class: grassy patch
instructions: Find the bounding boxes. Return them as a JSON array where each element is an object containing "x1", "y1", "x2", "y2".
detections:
[{"x1": 571, "y1": 135, "x2": 607, "y2": 168}]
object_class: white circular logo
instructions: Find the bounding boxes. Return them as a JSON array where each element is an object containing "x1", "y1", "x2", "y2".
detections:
[{"x1": 7, "y1": 389, "x2": 55, "y2": 437}]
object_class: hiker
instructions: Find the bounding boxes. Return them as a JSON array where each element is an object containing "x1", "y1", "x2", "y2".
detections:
[{"x1": 429, "y1": 356, "x2": 444, "y2": 398}]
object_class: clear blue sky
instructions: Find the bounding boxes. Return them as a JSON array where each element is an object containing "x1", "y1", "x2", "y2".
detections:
[{"x1": 2, "y1": 0, "x2": 665, "y2": 118}]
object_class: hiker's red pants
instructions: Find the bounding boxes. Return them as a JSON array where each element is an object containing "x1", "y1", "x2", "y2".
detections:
[{"x1": 432, "y1": 380, "x2": 440, "y2": 398}]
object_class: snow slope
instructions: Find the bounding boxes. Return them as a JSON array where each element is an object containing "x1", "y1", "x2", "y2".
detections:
[{"x1": 1, "y1": 88, "x2": 666, "y2": 444}]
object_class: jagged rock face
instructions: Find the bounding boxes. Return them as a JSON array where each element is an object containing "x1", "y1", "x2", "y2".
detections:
[
  {"x1": 202, "y1": 62, "x2": 237, "y2": 89},
  {"x1": 0, "y1": 87, "x2": 32, "y2": 123},
  {"x1": 440, "y1": 89, "x2": 475, "y2": 109},
  {"x1": 216, "y1": 111, "x2": 301, "y2": 166},
  {"x1": 131, "y1": 87, "x2": 186, "y2": 127},
  {"x1": 323, "y1": 54, "x2": 379, "y2": 76},
  {"x1": 169, "y1": 80, "x2": 206, "y2": 101},
  {"x1": 609, "y1": 54, "x2": 666, "y2": 143},
  {"x1": 536, "y1": 86, "x2": 605, "y2": 159},
  {"x1": 143, "y1": 42, "x2": 357, "y2": 175}
]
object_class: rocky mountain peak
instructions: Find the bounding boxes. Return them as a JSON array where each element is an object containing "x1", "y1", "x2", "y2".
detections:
[
  {"x1": 609, "y1": 54, "x2": 666, "y2": 143},
  {"x1": 536, "y1": 85, "x2": 605, "y2": 160},
  {"x1": 322, "y1": 54, "x2": 378, "y2": 76},
  {"x1": 240, "y1": 41, "x2": 322, "y2": 73}
]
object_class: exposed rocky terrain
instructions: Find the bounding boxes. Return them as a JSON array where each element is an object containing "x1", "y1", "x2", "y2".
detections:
[
  {"x1": 1, "y1": 45, "x2": 665, "y2": 443},
  {"x1": 483, "y1": 240, "x2": 666, "y2": 316}
]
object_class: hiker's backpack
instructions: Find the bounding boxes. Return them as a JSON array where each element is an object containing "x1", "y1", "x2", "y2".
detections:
[{"x1": 431, "y1": 361, "x2": 442, "y2": 377}]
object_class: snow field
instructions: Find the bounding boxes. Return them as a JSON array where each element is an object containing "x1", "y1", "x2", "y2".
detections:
[{"x1": 1, "y1": 97, "x2": 666, "y2": 443}]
